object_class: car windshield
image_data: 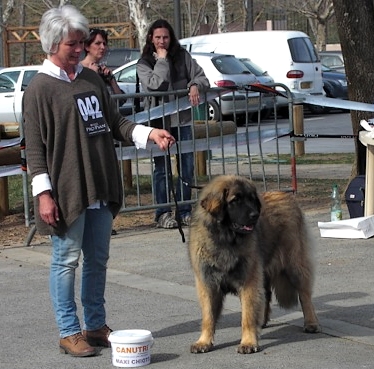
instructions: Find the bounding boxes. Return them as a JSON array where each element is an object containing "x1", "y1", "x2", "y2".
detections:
[
  {"x1": 211, "y1": 55, "x2": 250, "y2": 75},
  {"x1": 115, "y1": 63, "x2": 137, "y2": 83},
  {"x1": 320, "y1": 54, "x2": 344, "y2": 68}
]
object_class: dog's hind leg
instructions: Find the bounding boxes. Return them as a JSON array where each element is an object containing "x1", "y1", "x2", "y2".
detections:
[
  {"x1": 298, "y1": 288, "x2": 321, "y2": 333},
  {"x1": 280, "y1": 267, "x2": 321, "y2": 333},
  {"x1": 262, "y1": 275, "x2": 272, "y2": 328},
  {"x1": 190, "y1": 277, "x2": 223, "y2": 353}
]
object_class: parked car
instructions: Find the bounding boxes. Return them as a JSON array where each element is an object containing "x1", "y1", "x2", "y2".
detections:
[
  {"x1": 112, "y1": 59, "x2": 143, "y2": 116},
  {"x1": 239, "y1": 57, "x2": 277, "y2": 120},
  {"x1": 103, "y1": 48, "x2": 140, "y2": 69},
  {"x1": 113, "y1": 52, "x2": 268, "y2": 122},
  {"x1": 180, "y1": 31, "x2": 325, "y2": 115},
  {"x1": 319, "y1": 51, "x2": 345, "y2": 72},
  {"x1": 0, "y1": 63, "x2": 130, "y2": 124},
  {"x1": 0, "y1": 65, "x2": 41, "y2": 124},
  {"x1": 321, "y1": 64, "x2": 348, "y2": 113}
]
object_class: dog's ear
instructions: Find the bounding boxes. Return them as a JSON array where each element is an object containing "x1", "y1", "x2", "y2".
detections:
[{"x1": 200, "y1": 188, "x2": 227, "y2": 218}]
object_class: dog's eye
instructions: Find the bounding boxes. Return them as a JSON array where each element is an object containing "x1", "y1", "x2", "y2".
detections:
[{"x1": 229, "y1": 194, "x2": 242, "y2": 203}]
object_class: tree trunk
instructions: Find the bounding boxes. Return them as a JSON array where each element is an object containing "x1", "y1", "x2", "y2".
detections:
[
  {"x1": 217, "y1": 0, "x2": 227, "y2": 33},
  {"x1": 332, "y1": 0, "x2": 374, "y2": 177},
  {"x1": 128, "y1": 0, "x2": 150, "y2": 49},
  {"x1": 314, "y1": 21, "x2": 327, "y2": 51}
]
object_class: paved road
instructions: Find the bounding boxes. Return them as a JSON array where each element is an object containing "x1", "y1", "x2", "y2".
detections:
[
  {"x1": 2, "y1": 111, "x2": 372, "y2": 369},
  {"x1": 1, "y1": 207, "x2": 374, "y2": 369},
  {"x1": 233, "y1": 111, "x2": 354, "y2": 155}
]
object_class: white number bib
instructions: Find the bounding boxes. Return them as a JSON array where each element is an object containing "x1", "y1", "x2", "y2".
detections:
[{"x1": 74, "y1": 91, "x2": 110, "y2": 137}]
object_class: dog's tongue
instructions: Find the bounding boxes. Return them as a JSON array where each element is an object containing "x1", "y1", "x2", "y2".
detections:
[{"x1": 242, "y1": 224, "x2": 254, "y2": 231}]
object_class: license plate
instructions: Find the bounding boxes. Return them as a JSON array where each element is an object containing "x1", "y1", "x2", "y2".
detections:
[
  {"x1": 248, "y1": 97, "x2": 260, "y2": 106},
  {"x1": 300, "y1": 81, "x2": 312, "y2": 89}
]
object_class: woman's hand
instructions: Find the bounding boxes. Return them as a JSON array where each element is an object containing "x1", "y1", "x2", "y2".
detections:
[
  {"x1": 188, "y1": 84, "x2": 200, "y2": 107},
  {"x1": 149, "y1": 129, "x2": 176, "y2": 151},
  {"x1": 98, "y1": 64, "x2": 114, "y2": 80},
  {"x1": 38, "y1": 191, "x2": 59, "y2": 227}
]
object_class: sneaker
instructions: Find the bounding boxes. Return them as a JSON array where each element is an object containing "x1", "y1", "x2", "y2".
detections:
[
  {"x1": 180, "y1": 213, "x2": 191, "y2": 226},
  {"x1": 156, "y1": 212, "x2": 178, "y2": 229}
]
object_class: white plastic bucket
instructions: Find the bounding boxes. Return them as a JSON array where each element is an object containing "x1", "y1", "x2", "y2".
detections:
[{"x1": 108, "y1": 330, "x2": 154, "y2": 368}]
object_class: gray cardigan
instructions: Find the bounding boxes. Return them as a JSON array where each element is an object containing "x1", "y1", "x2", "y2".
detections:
[{"x1": 137, "y1": 48, "x2": 210, "y2": 127}]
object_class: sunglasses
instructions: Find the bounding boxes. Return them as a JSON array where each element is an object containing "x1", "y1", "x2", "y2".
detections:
[{"x1": 89, "y1": 28, "x2": 108, "y2": 37}]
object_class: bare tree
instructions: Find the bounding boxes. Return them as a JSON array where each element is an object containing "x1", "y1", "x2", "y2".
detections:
[
  {"x1": 216, "y1": 0, "x2": 227, "y2": 33},
  {"x1": 332, "y1": 0, "x2": 374, "y2": 177},
  {"x1": 272, "y1": 0, "x2": 334, "y2": 51},
  {"x1": 2, "y1": 0, "x2": 16, "y2": 24},
  {"x1": 128, "y1": 0, "x2": 150, "y2": 49}
]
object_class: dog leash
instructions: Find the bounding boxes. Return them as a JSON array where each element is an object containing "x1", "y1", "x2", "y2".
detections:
[
  {"x1": 165, "y1": 141, "x2": 207, "y2": 243},
  {"x1": 166, "y1": 144, "x2": 186, "y2": 243}
]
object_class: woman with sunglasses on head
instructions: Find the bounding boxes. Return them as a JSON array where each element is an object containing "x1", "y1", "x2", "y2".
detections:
[
  {"x1": 23, "y1": 5, "x2": 175, "y2": 358},
  {"x1": 81, "y1": 28, "x2": 122, "y2": 96},
  {"x1": 82, "y1": 28, "x2": 124, "y2": 236}
]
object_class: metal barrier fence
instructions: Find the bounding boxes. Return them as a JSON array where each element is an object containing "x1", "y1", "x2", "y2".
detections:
[
  {"x1": 1, "y1": 84, "x2": 295, "y2": 245},
  {"x1": 111, "y1": 84, "x2": 295, "y2": 214}
]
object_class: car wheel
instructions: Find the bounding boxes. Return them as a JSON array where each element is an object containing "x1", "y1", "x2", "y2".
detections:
[
  {"x1": 207, "y1": 100, "x2": 221, "y2": 121},
  {"x1": 251, "y1": 108, "x2": 272, "y2": 122},
  {"x1": 307, "y1": 104, "x2": 325, "y2": 115}
]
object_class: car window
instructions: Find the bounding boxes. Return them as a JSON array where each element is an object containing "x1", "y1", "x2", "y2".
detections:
[
  {"x1": 288, "y1": 37, "x2": 319, "y2": 63},
  {"x1": 240, "y1": 58, "x2": 266, "y2": 76},
  {"x1": 1, "y1": 71, "x2": 20, "y2": 85},
  {"x1": 0, "y1": 75, "x2": 16, "y2": 93},
  {"x1": 20, "y1": 70, "x2": 38, "y2": 91},
  {"x1": 211, "y1": 55, "x2": 249, "y2": 75},
  {"x1": 105, "y1": 49, "x2": 141, "y2": 69},
  {"x1": 321, "y1": 55, "x2": 344, "y2": 68},
  {"x1": 116, "y1": 64, "x2": 137, "y2": 84}
]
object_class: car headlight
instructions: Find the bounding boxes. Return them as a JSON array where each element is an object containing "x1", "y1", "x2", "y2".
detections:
[{"x1": 338, "y1": 79, "x2": 347, "y2": 87}]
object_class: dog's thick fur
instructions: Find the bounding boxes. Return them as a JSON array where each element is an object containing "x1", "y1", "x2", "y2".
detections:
[{"x1": 188, "y1": 175, "x2": 320, "y2": 354}]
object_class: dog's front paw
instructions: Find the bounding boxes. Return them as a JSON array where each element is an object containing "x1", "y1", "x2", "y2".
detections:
[
  {"x1": 237, "y1": 343, "x2": 261, "y2": 354},
  {"x1": 304, "y1": 322, "x2": 321, "y2": 333},
  {"x1": 190, "y1": 341, "x2": 213, "y2": 354}
]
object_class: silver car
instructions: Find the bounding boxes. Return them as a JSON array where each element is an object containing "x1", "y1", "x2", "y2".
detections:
[
  {"x1": 191, "y1": 52, "x2": 264, "y2": 120},
  {"x1": 113, "y1": 52, "x2": 266, "y2": 121},
  {"x1": 239, "y1": 57, "x2": 277, "y2": 120}
]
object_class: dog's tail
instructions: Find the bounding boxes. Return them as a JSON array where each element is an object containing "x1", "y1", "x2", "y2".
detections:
[{"x1": 273, "y1": 273, "x2": 299, "y2": 309}]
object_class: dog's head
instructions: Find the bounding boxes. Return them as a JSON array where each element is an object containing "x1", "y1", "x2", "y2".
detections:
[{"x1": 199, "y1": 175, "x2": 261, "y2": 234}]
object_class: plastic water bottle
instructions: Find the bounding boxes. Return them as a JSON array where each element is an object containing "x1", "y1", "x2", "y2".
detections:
[{"x1": 331, "y1": 184, "x2": 343, "y2": 221}]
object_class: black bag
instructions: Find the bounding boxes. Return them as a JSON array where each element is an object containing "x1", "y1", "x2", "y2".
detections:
[
  {"x1": 345, "y1": 175, "x2": 365, "y2": 218},
  {"x1": 134, "y1": 72, "x2": 142, "y2": 113}
]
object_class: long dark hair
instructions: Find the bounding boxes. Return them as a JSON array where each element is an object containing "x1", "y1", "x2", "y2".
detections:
[{"x1": 141, "y1": 19, "x2": 183, "y2": 65}]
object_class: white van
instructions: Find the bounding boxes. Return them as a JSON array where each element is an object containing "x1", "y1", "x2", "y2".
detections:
[{"x1": 180, "y1": 30, "x2": 324, "y2": 113}]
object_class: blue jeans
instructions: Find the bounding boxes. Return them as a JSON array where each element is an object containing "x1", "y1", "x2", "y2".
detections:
[
  {"x1": 154, "y1": 125, "x2": 194, "y2": 220},
  {"x1": 50, "y1": 205, "x2": 113, "y2": 338}
]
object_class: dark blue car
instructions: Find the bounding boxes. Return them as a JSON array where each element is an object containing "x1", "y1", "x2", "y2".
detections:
[{"x1": 322, "y1": 64, "x2": 348, "y2": 100}]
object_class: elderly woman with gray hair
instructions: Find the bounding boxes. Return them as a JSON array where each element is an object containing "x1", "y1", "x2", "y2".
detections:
[{"x1": 23, "y1": 5, "x2": 174, "y2": 357}]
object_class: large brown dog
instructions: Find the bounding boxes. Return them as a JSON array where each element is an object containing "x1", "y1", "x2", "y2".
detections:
[{"x1": 188, "y1": 175, "x2": 320, "y2": 354}]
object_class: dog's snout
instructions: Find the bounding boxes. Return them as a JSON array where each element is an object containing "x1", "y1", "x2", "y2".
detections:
[{"x1": 249, "y1": 210, "x2": 260, "y2": 222}]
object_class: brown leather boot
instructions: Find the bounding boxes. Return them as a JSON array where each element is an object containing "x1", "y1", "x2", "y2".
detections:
[
  {"x1": 59, "y1": 332, "x2": 96, "y2": 357},
  {"x1": 83, "y1": 324, "x2": 113, "y2": 347}
]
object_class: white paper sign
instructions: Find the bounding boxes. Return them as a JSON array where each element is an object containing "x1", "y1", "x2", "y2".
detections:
[{"x1": 318, "y1": 216, "x2": 374, "y2": 239}]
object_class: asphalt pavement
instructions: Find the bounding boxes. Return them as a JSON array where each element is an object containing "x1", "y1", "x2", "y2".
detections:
[
  {"x1": 0, "y1": 112, "x2": 372, "y2": 369},
  {"x1": 1, "y1": 173, "x2": 374, "y2": 369}
]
